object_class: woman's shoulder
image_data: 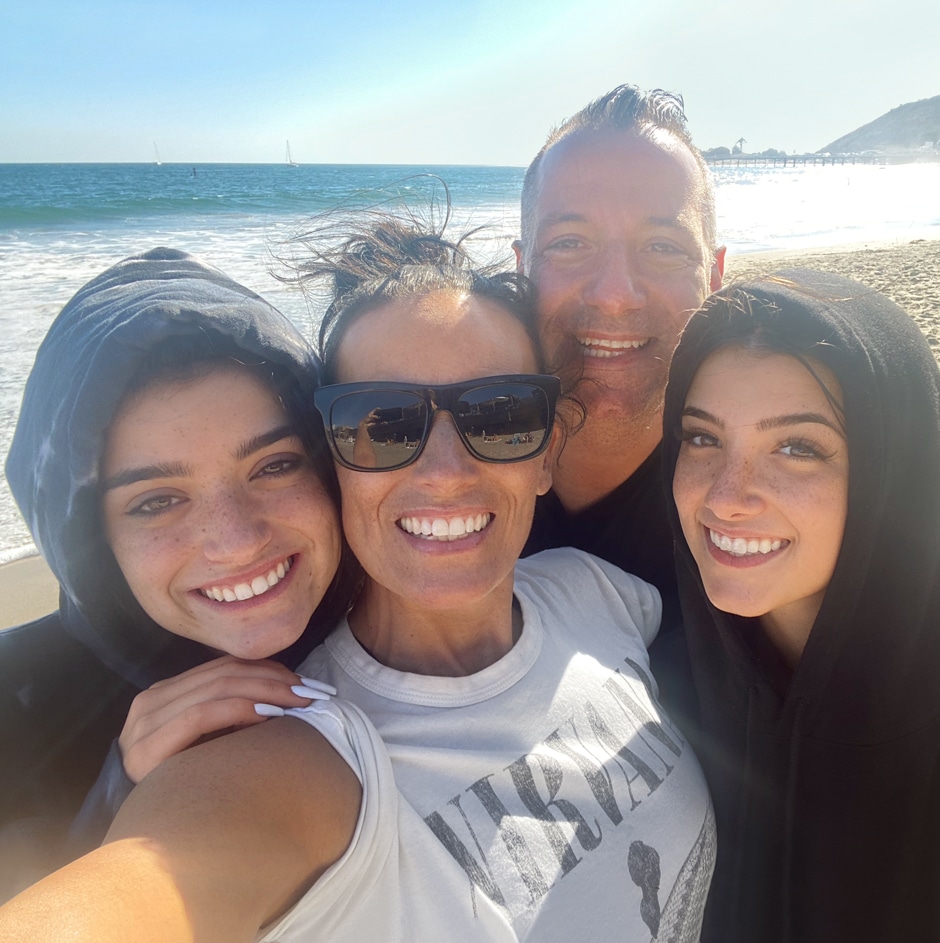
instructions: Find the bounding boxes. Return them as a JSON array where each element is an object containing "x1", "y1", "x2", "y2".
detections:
[
  {"x1": 515, "y1": 548, "x2": 663, "y2": 645},
  {"x1": 517, "y1": 547, "x2": 661, "y2": 599}
]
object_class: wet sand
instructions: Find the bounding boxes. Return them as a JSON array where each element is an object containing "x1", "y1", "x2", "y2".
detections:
[{"x1": 2, "y1": 236, "x2": 938, "y2": 629}]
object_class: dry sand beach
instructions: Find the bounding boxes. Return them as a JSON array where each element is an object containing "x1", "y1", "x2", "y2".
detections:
[
  {"x1": 729, "y1": 237, "x2": 940, "y2": 353},
  {"x1": 2, "y1": 237, "x2": 938, "y2": 631}
]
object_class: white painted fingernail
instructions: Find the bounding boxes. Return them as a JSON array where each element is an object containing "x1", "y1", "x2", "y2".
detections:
[
  {"x1": 299, "y1": 677, "x2": 337, "y2": 696},
  {"x1": 291, "y1": 685, "x2": 332, "y2": 700},
  {"x1": 254, "y1": 703, "x2": 285, "y2": 717}
]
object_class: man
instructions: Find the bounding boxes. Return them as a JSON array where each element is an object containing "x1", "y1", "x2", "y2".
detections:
[{"x1": 516, "y1": 85, "x2": 725, "y2": 720}]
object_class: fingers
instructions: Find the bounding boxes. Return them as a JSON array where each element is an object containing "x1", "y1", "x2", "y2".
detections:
[
  {"x1": 296, "y1": 677, "x2": 338, "y2": 697},
  {"x1": 144, "y1": 654, "x2": 299, "y2": 695},
  {"x1": 118, "y1": 657, "x2": 335, "y2": 784}
]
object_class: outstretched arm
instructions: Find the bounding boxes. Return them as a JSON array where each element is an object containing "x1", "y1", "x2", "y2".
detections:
[
  {"x1": 0, "y1": 717, "x2": 361, "y2": 943},
  {"x1": 70, "y1": 656, "x2": 331, "y2": 853}
]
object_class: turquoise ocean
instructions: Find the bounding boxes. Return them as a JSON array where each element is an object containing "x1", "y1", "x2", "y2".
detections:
[{"x1": 2, "y1": 159, "x2": 939, "y2": 559}]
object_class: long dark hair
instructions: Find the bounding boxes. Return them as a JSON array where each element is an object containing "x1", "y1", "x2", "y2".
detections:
[{"x1": 279, "y1": 191, "x2": 545, "y2": 380}]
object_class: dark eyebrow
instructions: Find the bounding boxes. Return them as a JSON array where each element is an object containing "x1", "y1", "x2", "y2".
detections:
[
  {"x1": 756, "y1": 413, "x2": 844, "y2": 436},
  {"x1": 682, "y1": 406, "x2": 721, "y2": 426},
  {"x1": 102, "y1": 425, "x2": 297, "y2": 493},
  {"x1": 234, "y1": 425, "x2": 296, "y2": 461},
  {"x1": 101, "y1": 461, "x2": 192, "y2": 493},
  {"x1": 682, "y1": 406, "x2": 843, "y2": 435}
]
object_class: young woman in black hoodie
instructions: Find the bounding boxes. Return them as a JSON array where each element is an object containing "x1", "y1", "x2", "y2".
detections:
[
  {"x1": 662, "y1": 269, "x2": 940, "y2": 942},
  {"x1": 0, "y1": 248, "x2": 354, "y2": 897}
]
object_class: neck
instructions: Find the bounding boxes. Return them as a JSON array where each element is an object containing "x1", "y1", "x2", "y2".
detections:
[
  {"x1": 551, "y1": 411, "x2": 661, "y2": 513},
  {"x1": 348, "y1": 578, "x2": 521, "y2": 676},
  {"x1": 759, "y1": 594, "x2": 823, "y2": 671}
]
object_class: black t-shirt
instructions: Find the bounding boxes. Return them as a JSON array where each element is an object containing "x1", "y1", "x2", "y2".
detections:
[{"x1": 523, "y1": 444, "x2": 697, "y2": 728}]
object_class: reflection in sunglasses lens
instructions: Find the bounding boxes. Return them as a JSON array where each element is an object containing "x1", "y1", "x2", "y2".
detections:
[
  {"x1": 331, "y1": 391, "x2": 428, "y2": 470},
  {"x1": 457, "y1": 384, "x2": 548, "y2": 462},
  {"x1": 328, "y1": 382, "x2": 550, "y2": 471}
]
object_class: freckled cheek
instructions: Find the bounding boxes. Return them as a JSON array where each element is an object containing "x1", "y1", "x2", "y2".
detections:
[
  {"x1": 109, "y1": 529, "x2": 185, "y2": 602},
  {"x1": 672, "y1": 457, "x2": 716, "y2": 512}
]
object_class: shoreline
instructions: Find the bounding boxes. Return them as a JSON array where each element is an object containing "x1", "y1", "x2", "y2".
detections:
[{"x1": 3, "y1": 234, "x2": 939, "y2": 629}]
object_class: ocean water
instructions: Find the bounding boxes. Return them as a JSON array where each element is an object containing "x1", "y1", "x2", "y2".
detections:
[{"x1": 1, "y1": 159, "x2": 939, "y2": 560}]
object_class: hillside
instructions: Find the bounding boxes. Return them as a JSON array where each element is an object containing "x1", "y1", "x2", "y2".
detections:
[{"x1": 822, "y1": 95, "x2": 940, "y2": 154}]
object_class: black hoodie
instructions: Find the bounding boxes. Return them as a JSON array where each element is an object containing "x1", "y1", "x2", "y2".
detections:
[
  {"x1": 662, "y1": 270, "x2": 940, "y2": 942},
  {"x1": 1, "y1": 248, "x2": 328, "y2": 892}
]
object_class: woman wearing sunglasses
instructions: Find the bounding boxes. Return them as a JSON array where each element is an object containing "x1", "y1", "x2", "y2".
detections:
[
  {"x1": 662, "y1": 272, "x2": 940, "y2": 942},
  {"x1": 0, "y1": 217, "x2": 713, "y2": 942}
]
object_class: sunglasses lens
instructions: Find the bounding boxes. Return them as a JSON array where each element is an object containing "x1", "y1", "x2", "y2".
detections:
[
  {"x1": 455, "y1": 383, "x2": 550, "y2": 462},
  {"x1": 328, "y1": 390, "x2": 428, "y2": 470}
]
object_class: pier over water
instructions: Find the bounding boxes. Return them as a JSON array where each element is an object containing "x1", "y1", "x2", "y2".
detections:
[{"x1": 706, "y1": 154, "x2": 880, "y2": 168}]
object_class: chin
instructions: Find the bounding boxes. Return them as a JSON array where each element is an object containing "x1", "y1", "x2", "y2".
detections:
[{"x1": 706, "y1": 593, "x2": 768, "y2": 620}]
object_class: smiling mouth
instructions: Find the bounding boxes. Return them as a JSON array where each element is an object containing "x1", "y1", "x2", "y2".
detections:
[
  {"x1": 398, "y1": 513, "x2": 492, "y2": 541},
  {"x1": 577, "y1": 335, "x2": 650, "y2": 358},
  {"x1": 199, "y1": 556, "x2": 294, "y2": 602},
  {"x1": 709, "y1": 529, "x2": 788, "y2": 557}
]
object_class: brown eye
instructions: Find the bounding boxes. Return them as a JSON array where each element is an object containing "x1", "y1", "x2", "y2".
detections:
[
  {"x1": 129, "y1": 494, "x2": 183, "y2": 517},
  {"x1": 255, "y1": 456, "x2": 301, "y2": 478}
]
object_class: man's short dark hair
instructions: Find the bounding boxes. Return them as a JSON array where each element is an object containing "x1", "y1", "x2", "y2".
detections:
[{"x1": 520, "y1": 84, "x2": 717, "y2": 255}]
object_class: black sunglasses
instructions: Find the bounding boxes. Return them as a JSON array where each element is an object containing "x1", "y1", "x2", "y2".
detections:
[{"x1": 313, "y1": 374, "x2": 560, "y2": 472}]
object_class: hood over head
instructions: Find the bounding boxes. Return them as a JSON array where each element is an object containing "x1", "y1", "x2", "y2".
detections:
[
  {"x1": 663, "y1": 268, "x2": 940, "y2": 741},
  {"x1": 662, "y1": 270, "x2": 940, "y2": 941},
  {"x1": 6, "y1": 248, "x2": 325, "y2": 689}
]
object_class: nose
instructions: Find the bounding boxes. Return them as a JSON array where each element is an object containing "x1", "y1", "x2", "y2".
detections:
[
  {"x1": 703, "y1": 454, "x2": 765, "y2": 521},
  {"x1": 581, "y1": 245, "x2": 646, "y2": 316},
  {"x1": 412, "y1": 411, "x2": 478, "y2": 485},
  {"x1": 198, "y1": 488, "x2": 273, "y2": 564}
]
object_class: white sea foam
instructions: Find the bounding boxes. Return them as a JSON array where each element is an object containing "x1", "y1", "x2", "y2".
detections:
[{"x1": 1, "y1": 162, "x2": 938, "y2": 555}]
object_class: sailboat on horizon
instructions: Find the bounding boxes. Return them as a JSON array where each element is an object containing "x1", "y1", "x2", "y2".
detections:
[
  {"x1": 153, "y1": 142, "x2": 161, "y2": 166},
  {"x1": 286, "y1": 140, "x2": 299, "y2": 167}
]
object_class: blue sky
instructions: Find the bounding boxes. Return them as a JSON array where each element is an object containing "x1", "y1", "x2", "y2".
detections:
[{"x1": 2, "y1": 0, "x2": 936, "y2": 164}]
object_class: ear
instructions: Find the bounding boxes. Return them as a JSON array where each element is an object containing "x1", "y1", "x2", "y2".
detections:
[
  {"x1": 710, "y1": 246, "x2": 726, "y2": 292},
  {"x1": 535, "y1": 426, "x2": 560, "y2": 496},
  {"x1": 512, "y1": 239, "x2": 525, "y2": 275}
]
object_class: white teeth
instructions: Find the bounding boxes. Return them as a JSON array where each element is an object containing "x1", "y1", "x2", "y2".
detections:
[
  {"x1": 200, "y1": 557, "x2": 293, "y2": 603},
  {"x1": 710, "y1": 530, "x2": 785, "y2": 557},
  {"x1": 399, "y1": 513, "x2": 492, "y2": 541},
  {"x1": 577, "y1": 336, "x2": 649, "y2": 358}
]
